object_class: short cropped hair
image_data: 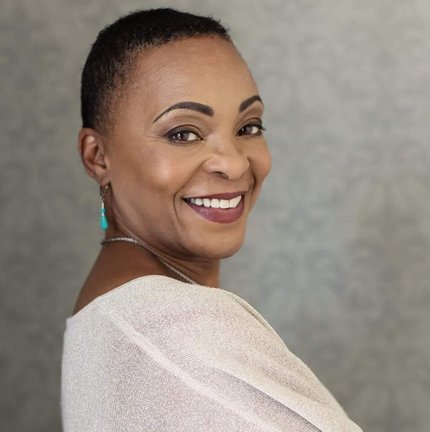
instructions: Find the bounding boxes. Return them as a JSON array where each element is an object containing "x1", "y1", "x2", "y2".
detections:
[{"x1": 81, "y1": 8, "x2": 231, "y2": 133}]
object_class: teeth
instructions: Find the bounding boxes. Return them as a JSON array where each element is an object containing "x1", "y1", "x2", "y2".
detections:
[
  {"x1": 230, "y1": 196, "x2": 241, "y2": 208},
  {"x1": 188, "y1": 195, "x2": 242, "y2": 209},
  {"x1": 220, "y1": 199, "x2": 229, "y2": 209}
]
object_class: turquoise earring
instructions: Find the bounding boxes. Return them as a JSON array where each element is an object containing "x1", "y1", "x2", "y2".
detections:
[{"x1": 99, "y1": 184, "x2": 109, "y2": 231}]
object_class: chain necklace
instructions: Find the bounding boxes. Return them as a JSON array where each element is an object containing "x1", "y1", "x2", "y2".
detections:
[{"x1": 100, "y1": 236, "x2": 198, "y2": 285}]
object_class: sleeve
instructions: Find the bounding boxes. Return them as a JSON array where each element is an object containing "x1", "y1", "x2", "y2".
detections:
[{"x1": 62, "y1": 306, "x2": 275, "y2": 432}]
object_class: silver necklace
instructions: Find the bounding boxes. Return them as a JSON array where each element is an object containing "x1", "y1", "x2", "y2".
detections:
[{"x1": 100, "y1": 236, "x2": 198, "y2": 285}]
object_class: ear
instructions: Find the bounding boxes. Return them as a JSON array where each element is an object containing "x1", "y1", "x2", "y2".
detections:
[{"x1": 78, "y1": 128, "x2": 110, "y2": 184}]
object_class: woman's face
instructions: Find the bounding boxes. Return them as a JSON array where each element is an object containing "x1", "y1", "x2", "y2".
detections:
[{"x1": 104, "y1": 36, "x2": 271, "y2": 260}]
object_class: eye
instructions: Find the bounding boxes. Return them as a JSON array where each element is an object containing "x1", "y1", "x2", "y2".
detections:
[
  {"x1": 238, "y1": 123, "x2": 266, "y2": 137},
  {"x1": 166, "y1": 128, "x2": 201, "y2": 143}
]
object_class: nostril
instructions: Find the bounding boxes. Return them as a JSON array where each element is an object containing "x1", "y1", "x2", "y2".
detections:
[
  {"x1": 215, "y1": 171, "x2": 230, "y2": 180},
  {"x1": 203, "y1": 149, "x2": 250, "y2": 181}
]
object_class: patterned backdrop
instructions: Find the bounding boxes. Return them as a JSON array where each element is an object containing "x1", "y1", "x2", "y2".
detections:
[{"x1": 1, "y1": 1, "x2": 430, "y2": 431}]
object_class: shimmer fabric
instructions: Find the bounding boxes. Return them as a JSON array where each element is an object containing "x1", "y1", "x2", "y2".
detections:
[{"x1": 61, "y1": 275, "x2": 362, "y2": 431}]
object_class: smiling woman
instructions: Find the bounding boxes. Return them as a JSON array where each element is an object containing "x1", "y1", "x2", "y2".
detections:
[{"x1": 61, "y1": 8, "x2": 362, "y2": 432}]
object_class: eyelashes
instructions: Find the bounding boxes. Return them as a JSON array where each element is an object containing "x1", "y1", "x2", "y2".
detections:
[
  {"x1": 165, "y1": 122, "x2": 266, "y2": 144},
  {"x1": 237, "y1": 124, "x2": 266, "y2": 137},
  {"x1": 166, "y1": 129, "x2": 201, "y2": 143}
]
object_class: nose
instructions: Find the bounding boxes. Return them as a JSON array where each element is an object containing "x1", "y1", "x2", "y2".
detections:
[{"x1": 202, "y1": 138, "x2": 250, "y2": 180}]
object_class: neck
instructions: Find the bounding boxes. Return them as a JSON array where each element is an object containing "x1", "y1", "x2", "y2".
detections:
[
  {"x1": 170, "y1": 256, "x2": 220, "y2": 287},
  {"x1": 102, "y1": 229, "x2": 221, "y2": 288}
]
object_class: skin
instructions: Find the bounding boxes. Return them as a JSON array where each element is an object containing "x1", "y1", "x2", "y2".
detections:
[{"x1": 74, "y1": 36, "x2": 271, "y2": 315}]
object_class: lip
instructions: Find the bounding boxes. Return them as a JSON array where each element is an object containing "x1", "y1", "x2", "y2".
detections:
[
  {"x1": 184, "y1": 191, "x2": 247, "y2": 200},
  {"x1": 183, "y1": 194, "x2": 246, "y2": 223}
]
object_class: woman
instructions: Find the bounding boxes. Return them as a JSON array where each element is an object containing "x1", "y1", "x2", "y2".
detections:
[{"x1": 61, "y1": 8, "x2": 362, "y2": 431}]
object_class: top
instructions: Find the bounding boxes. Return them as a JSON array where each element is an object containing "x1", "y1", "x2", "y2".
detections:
[{"x1": 61, "y1": 275, "x2": 362, "y2": 432}]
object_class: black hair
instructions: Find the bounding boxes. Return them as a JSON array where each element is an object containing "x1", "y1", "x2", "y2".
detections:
[{"x1": 81, "y1": 8, "x2": 231, "y2": 132}]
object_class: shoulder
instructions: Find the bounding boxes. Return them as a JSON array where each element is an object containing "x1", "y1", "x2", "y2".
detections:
[
  {"x1": 63, "y1": 275, "x2": 284, "y2": 390},
  {"x1": 83, "y1": 274, "x2": 235, "y2": 319},
  {"x1": 64, "y1": 275, "x2": 289, "y2": 385},
  {"x1": 65, "y1": 274, "x2": 285, "y2": 357},
  {"x1": 68, "y1": 274, "x2": 259, "y2": 323}
]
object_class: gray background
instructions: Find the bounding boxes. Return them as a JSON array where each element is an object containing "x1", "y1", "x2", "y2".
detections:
[{"x1": 1, "y1": 0, "x2": 430, "y2": 431}]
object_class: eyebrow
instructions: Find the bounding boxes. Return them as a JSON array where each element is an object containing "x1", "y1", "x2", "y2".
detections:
[
  {"x1": 153, "y1": 94, "x2": 263, "y2": 123},
  {"x1": 239, "y1": 95, "x2": 263, "y2": 113},
  {"x1": 153, "y1": 102, "x2": 213, "y2": 123}
]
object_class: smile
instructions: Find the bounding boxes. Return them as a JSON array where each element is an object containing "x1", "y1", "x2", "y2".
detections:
[
  {"x1": 183, "y1": 193, "x2": 245, "y2": 223},
  {"x1": 187, "y1": 195, "x2": 242, "y2": 209}
]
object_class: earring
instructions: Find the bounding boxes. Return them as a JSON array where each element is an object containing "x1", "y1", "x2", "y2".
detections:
[{"x1": 99, "y1": 184, "x2": 109, "y2": 231}]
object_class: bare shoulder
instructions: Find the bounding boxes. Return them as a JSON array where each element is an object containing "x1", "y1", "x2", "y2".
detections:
[
  {"x1": 71, "y1": 245, "x2": 165, "y2": 316},
  {"x1": 72, "y1": 268, "x2": 153, "y2": 317},
  {"x1": 72, "y1": 273, "x2": 132, "y2": 316}
]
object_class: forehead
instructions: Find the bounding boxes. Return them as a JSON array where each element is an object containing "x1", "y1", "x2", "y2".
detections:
[{"x1": 126, "y1": 37, "x2": 258, "y2": 115}]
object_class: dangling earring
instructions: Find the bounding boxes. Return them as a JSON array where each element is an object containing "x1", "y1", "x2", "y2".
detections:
[{"x1": 99, "y1": 184, "x2": 109, "y2": 231}]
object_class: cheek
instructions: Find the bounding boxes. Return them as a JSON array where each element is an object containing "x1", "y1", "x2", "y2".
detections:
[
  {"x1": 111, "y1": 152, "x2": 196, "y2": 230},
  {"x1": 121, "y1": 145, "x2": 191, "y2": 194},
  {"x1": 248, "y1": 143, "x2": 271, "y2": 207},
  {"x1": 253, "y1": 142, "x2": 272, "y2": 182},
  {"x1": 142, "y1": 158, "x2": 181, "y2": 193},
  {"x1": 109, "y1": 149, "x2": 177, "y2": 220}
]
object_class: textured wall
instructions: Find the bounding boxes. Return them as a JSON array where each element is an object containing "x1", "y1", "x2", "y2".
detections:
[{"x1": 2, "y1": 1, "x2": 430, "y2": 431}]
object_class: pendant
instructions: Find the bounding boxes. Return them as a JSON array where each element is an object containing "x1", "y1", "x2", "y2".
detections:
[{"x1": 100, "y1": 204, "x2": 108, "y2": 231}]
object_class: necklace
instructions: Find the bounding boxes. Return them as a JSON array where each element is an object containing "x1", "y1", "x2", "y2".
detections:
[{"x1": 100, "y1": 236, "x2": 198, "y2": 285}]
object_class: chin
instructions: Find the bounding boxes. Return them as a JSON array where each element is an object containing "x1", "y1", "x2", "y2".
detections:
[{"x1": 185, "y1": 233, "x2": 245, "y2": 260}]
